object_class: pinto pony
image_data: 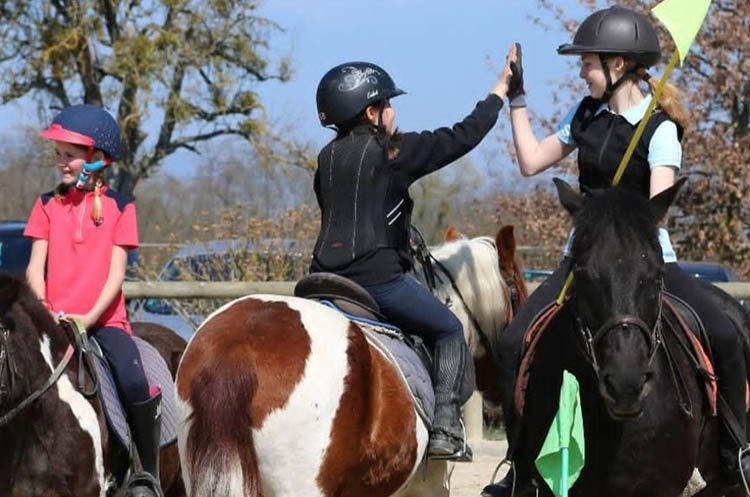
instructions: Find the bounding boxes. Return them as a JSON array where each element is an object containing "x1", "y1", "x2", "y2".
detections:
[
  {"x1": 0, "y1": 274, "x2": 186, "y2": 497},
  {"x1": 175, "y1": 226, "x2": 527, "y2": 497}
]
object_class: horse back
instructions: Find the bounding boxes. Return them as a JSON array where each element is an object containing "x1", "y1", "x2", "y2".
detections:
[{"x1": 176, "y1": 295, "x2": 423, "y2": 497}]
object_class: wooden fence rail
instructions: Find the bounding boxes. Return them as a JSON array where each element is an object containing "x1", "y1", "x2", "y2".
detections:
[{"x1": 123, "y1": 281, "x2": 750, "y2": 299}]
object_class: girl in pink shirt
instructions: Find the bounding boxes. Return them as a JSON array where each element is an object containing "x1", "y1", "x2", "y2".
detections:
[{"x1": 24, "y1": 104, "x2": 163, "y2": 496}]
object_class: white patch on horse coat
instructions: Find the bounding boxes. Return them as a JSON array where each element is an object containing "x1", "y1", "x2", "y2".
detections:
[
  {"x1": 39, "y1": 335, "x2": 106, "y2": 497},
  {"x1": 174, "y1": 393, "x2": 194, "y2": 495},
  {"x1": 250, "y1": 295, "x2": 352, "y2": 497}
]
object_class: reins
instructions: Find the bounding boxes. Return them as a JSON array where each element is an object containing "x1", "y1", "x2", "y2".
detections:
[{"x1": 0, "y1": 318, "x2": 99, "y2": 427}]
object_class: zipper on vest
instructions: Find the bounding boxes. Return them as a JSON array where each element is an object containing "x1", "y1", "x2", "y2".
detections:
[{"x1": 598, "y1": 116, "x2": 617, "y2": 173}]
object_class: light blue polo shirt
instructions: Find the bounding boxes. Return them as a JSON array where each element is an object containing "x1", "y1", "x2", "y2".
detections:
[{"x1": 557, "y1": 95, "x2": 682, "y2": 263}]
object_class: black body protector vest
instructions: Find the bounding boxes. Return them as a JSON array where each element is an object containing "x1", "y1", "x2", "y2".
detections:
[
  {"x1": 571, "y1": 97, "x2": 683, "y2": 198},
  {"x1": 313, "y1": 131, "x2": 413, "y2": 270}
]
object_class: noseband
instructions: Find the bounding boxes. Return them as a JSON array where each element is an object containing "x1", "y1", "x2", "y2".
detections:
[{"x1": 575, "y1": 281, "x2": 665, "y2": 377}]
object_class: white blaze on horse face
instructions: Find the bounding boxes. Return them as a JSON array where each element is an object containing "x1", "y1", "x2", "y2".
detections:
[
  {"x1": 250, "y1": 295, "x2": 353, "y2": 497},
  {"x1": 39, "y1": 335, "x2": 106, "y2": 497}
]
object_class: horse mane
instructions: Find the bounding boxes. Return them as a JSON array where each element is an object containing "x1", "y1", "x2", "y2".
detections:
[
  {"x1": 572, "y1": 188, "x2": 661, "y2": 258},
  {"x1": 0, "y1": 273, "x2": 59, "y2": 334},
  {"x1": 429, "y1": 236, "x2": 507, "y2": 350}
]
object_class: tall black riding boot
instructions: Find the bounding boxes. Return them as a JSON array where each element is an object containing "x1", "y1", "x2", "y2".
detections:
[
  {"x1": 126, "y1": 392, "x2": 164, "y2": 497},
  {"x1": 427, "y1": 336, "x2": 473, "y2": 460},
  {"x1": 715, "y1": 348, "x2": 750, "y2": 486}
]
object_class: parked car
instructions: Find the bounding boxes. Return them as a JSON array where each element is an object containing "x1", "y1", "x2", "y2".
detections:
[
  {"x1": 0, "y1": 219, "x2": 140, "y2": 279},
  {"x1": 677, "y1": 260, "x2": 747, "y2": 309},
  {"x1": 0, "y1": 220, "x2": 32, "y2": 277},
  {"x1": 127, "y1": 238, "x2": 311, "y2": 340}
]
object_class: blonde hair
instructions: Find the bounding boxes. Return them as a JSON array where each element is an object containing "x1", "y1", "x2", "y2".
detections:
[
  {"x1": 635, "y1": 66, "x2": 689, "y2": 131},
  {"x1": 54, "y1": 169, "x2": 105, "y2": 226}
]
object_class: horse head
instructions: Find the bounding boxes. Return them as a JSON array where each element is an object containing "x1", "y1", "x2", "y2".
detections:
[
  {"x1": 0, "y1": 273, "x2": 66, "y2": 414},
  {"x1": 438, "y1": 225, "x2": 528, "y2": 406},
  {"x1": 554, "y1": 178, "x2": 686, "y2": 420}
]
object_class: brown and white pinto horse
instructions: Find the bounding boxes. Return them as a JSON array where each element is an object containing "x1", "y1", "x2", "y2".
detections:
[
  {"x1": 0, "y1": 274, "x2": 186, "y2": 497},
  {"x1": 175, "y1": 226, "x2": 527, "y2": 497}
]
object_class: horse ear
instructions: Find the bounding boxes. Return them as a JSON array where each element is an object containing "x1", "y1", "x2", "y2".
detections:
[
  {"x1": 649, "y1": 178, "x2": 687, "y2": 225},
  {"x1": 0, "y1": 273, "x2": 21, "y2": 316},
  {"x1": 496, "y1": 225, "x2": 517, "y2": 268},
  {"x1": 553, "y1": 177, "x2": 583, "y2": 215},
  {"x1": 444, "y1": 226, "x2": 461, "y2": 241}
]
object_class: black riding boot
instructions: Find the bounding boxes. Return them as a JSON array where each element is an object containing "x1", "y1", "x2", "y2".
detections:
[
  {"x1": 126, "y1": 392, "x2": 164, "y2": 497},
  {"x1": 427, "y1": 336, "x2": 473, "y2": 460},
  {"x1": 715, "y1": 349, "x2": 750, "y2": 486}
]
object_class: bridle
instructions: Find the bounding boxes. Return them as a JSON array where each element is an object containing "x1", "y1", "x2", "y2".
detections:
[
  {"x1": 0, "y1": 319, "x2": 98, "y2": 427},
  {"x1": 574, "y1": 278, "x2": 665, "y2": 378}
]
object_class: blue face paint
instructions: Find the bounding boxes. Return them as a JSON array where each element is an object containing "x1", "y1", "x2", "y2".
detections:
[{"x1": 75, "y1": 160, "x2": 106, "y2": 189}]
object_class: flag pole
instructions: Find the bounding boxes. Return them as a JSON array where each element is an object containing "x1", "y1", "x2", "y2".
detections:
[{"x1": 556, "y1": 50, "x2": 679, "y2": 304}]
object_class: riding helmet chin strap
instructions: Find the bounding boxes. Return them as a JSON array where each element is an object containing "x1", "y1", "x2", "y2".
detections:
[{"x1": 599, "y1": 54, "x2": 639, "y2": 103}]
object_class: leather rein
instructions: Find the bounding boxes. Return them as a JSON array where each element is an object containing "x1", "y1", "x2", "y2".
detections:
[{"x1": 0, "y1": 319, "x2": 99, "y2": 427}]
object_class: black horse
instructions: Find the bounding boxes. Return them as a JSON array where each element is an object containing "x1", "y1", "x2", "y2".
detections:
[
  {"x1": 0, "y1": 273, "x2": 186, "y2": 497},
  {"x1": 513, "y1": 179, "x2": 749, "y2": 497}
]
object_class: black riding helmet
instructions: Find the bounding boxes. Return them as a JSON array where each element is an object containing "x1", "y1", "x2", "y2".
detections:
[
  {"x1": 316, "y1": 61, "x2": 406, "y2": 127},
  {"x1": 558, "y1": 6, "x2": 661, "y2": 101}
]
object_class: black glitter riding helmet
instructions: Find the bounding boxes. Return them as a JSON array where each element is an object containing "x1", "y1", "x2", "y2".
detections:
[{"x1": 316, "y1": 61, "x2": 406, "y2": 128}]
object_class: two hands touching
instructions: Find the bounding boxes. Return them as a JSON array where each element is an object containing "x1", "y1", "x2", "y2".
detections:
[{"x1": 493, "y1": 42, "x2": 526, "y2": 108}]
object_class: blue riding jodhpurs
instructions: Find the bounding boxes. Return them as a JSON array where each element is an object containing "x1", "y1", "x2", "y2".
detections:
[
  {"x1": 363, "y1": 273, "x2": 463, "y2": 347},
  {"x1": 89, "y1": 326, "x2": 150, "y2": 407}
]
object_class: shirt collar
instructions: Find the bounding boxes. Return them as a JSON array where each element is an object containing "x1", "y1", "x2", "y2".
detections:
[{"x1": 594, "y1": 94, "x2": 653, "y2": 126}]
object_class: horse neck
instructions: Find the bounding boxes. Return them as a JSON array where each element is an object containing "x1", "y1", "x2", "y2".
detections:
[{"x1": 428, "y1": 238, "x2": 508, "y2": 349}]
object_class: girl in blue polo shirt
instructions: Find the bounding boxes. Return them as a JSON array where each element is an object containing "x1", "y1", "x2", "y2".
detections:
[{"x1": 484, "y1": 6, "x2": 749, "y2": 497}]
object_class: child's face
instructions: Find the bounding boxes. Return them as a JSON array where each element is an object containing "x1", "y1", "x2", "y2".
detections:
[
  {"x1": 579, "y1": 54, "x2": 608, "y2": 100},
  {"x1": 54, "y1": 141, "x2": 88, "y2": 185},
  {"x1": 366, "y1": 100, "x2": 396, "y2": 135}
]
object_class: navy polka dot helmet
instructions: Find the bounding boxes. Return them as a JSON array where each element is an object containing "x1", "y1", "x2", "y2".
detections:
[{"x1": 41, "y1": 104, "x2": 120, "y2": 162}]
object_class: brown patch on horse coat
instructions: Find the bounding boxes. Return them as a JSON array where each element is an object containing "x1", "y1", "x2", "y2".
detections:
[
  {"x1": 318, "y1": 322, "x2": 418, "y2": 496},
  {"x1": 178, "y1": 298, "x2": 311, "y2": 496}
]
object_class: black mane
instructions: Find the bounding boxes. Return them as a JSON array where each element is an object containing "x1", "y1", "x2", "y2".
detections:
[{"x1": 572, "y1": 187, "x2": 661, "y2": 260}]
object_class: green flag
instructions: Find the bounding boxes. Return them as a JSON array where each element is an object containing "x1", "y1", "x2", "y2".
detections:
[
  {"x1": 651, "y1": 0, "x2": 711, "y2": 65},
  {"x1": 535, "y1": 370, "x2": 585, "y2": 497}
]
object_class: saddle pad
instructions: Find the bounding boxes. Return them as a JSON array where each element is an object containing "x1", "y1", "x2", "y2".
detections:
[
  {"x1": 358, "y1": 323, "x2": 435, "y2": 427},
  {"x1": 93, "y1": 336, "x2": 178, "y2": 451}
]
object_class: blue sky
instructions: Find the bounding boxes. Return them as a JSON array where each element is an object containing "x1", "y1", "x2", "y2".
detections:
[
  {"x1": 0, "y1": 0, "x2": 593, "y2": 184},
  {"x1": 252, "y1": 0, "x2": 583, "y2": 164}
]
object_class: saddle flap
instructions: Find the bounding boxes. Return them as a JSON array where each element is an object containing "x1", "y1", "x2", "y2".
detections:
[
  {"x1": 295, "y1": 272, "x2": 385, "y2": 321},
  {"x1": 92, "y1": 336, "x2": 178, "y2": 451}
]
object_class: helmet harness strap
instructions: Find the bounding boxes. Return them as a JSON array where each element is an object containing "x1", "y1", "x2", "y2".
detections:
[{"x1": 599, "y1": 54, "x2": 643, "y2": 103}]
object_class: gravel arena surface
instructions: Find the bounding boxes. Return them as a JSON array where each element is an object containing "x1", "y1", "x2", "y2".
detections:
[{"x1": 449, "y1": 440, "x2": 509, "y2": 497}]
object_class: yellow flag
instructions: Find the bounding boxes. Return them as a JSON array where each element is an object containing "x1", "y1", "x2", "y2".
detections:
[{"x1": 651, "y1": 0, "x2": 711, "y2": 65}]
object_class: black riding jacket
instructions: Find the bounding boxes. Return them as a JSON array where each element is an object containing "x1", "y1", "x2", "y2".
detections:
[
  {"x1": 571, "y1": 96, "x2": 683, "y2": 198},
  {"x1": 311, "y1": 93, "x2": 503, "y2": 285}
]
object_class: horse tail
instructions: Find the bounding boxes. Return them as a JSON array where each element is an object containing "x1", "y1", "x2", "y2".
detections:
[{"x1": 182, "y1": 349, "x2": 262, "y2": 497}]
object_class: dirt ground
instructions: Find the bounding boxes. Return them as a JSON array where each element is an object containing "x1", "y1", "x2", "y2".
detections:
[{"x1": 449, "y1": 441, "x2": 509, "y2": 497}]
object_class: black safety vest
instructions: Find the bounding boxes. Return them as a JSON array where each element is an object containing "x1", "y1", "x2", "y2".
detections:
[
  {"x1": 312, "y1": 129, "x2": 412, "y2": 271},
  {"x1": 571, "y1": 96, "x2": 683, "y2": 198}
]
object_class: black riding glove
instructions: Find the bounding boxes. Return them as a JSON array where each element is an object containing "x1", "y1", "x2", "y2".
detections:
[{"x1": 508, "y1": 43, "x2": 526, "y2": 108}]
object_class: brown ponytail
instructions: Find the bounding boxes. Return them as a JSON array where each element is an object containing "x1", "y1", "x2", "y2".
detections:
[{"x1": 638, "y1": 67, "x2": 689, "y2": 131}]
